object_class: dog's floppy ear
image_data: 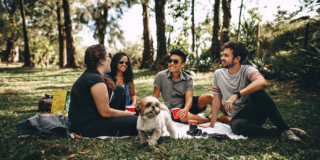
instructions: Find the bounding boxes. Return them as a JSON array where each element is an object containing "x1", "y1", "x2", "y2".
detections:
[{"x1": 135, "y1": 101, "x2": 142, "y2": 114}]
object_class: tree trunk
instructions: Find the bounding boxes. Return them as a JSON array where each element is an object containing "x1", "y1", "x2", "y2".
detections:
[
  {"x1": 237, "y1": 0, "x2": 244, "y2": 41},
  {"x1": 222, "y1": 0, "x2": 231, "y2": 44},
  {"x1": 191, "y1": 0, "x2": 195, "y2": 52},
  {"x1": 20, "y1": 0, "x2": 31, "y2": 66},
  {"x1": 154, "y1": 0, "x2": 169, "y2": 70},
  {"x1": 57, "y1": 1, "x2": 67, "y2": 68},
  {"x1": 5, "y1": 40, "x2": 15, "y2": 62},
  {"x1": 211, "y1": 0, "x2": 221, "y2": 62},
  {"x1": 140, "y1": 1, "x2": 154, "y2": 69},
  {"x1": 97, "y1": 1, "x2": 109, "y2": 45},
  {"x1": 63, "y1": 0, "x2": 78, "y2": 68},
  {"x1": 304, "y1": 23, "x2": 309, "y2": 50},
  {"x1": 255, "y1": 24, "x2": 260, "y2": 57}
]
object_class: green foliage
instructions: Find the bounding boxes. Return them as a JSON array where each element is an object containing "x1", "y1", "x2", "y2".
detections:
[
  {"x1": 0, "y1": 65, "x2": 320, "y2": 159},
  {"x1": 29, "y1": 36, "x2": 57, "y2": 67},
  {"x1": 117, "y1": 40, "x2": 144, "y2": 66},
  {"x1": 0, "y1": 0, "x2": 22, "y2": 48}
]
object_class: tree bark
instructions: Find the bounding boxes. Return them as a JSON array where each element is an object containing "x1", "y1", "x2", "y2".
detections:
[
  {"x1": 97, "y1": 1, "x2": 109, "y2": 45},
  {"x1": 20, "y1": 0, "x2": 31, "y2": 66},
  {"x1": 237, "y1": 0, "x2": 244, "y2": 41},
  {"x1": 5, "y1": 40, "x2": 15, "y2": 62},
  {"x1": 304, "y1": 23, "x2": 309, "y2": 50},
  {"x1": 222, "y1": 0, "x2": 231, "y2": 44},
  {"x1": 57, "y1": 1, "x2": 67, "y2": 68},
  {"x1": 140, "y1": 1, "x2": 154, "y2": 69},
  {"x1": 255, "y1": 24, "x2": 260, "y2": 57},
  {"x1": 191, "y1": 0, "x2": 195, "y2": 52},
  {"x1": 154, "y1": 0, "x2": 169, "y2": 70},
  {"x1": 63, "y1": 0, "x2": 78, "y2": 68},
  {"x1": 211, "y1": 0, "x2": 221, "y2": 62}
]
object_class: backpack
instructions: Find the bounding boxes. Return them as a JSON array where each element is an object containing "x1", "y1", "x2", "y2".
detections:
[{"x1": 38, "y1": 95, "x2": 53, "y2": 112}]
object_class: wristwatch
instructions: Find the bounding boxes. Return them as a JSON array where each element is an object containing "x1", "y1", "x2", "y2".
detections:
[{"x1": 234, "y1": 91, "x2": 241, "y2": 99}]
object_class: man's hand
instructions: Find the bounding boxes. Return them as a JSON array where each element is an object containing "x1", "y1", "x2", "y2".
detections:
[
  {"x1": 225, "y1": 94, "x2": 238, "y2": 113},
  {"x1": 199, "y1": 123, "x2": 214, "y2": 128},
  {"x1": 177, "y1": 108, "x2": 188, "y2": 118}
]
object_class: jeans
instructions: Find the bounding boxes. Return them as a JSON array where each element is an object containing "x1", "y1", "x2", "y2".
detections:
[{"x1": 230, "y1": 90, "x2": 289, "y2": 136}]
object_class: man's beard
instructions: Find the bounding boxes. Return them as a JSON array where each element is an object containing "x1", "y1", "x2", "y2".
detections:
[{"x1": 222, "y1": 60, "x2": 235, "y2": 68}]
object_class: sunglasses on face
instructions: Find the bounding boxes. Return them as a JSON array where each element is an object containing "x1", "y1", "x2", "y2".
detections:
[
  {"x1": 119, "y1": 60, "x2": 129, "y2": 65},
  {"x1": 168, "y1": 58, "x2": 179, "y2": 65}
]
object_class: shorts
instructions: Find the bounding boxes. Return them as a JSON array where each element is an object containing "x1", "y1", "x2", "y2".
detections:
[{"x1": 172, "y1": 96, "x2": 207, "y2": 122}]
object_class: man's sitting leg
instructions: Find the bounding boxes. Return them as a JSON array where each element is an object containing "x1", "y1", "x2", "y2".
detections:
[
  {"x1": 179, "y1": 95, "x2": 211, "y2": 123},
  {"x1": 230, "y1": 90, "x2": 304, "y2": 141},
  {"x1": 199, "y1": 94, "x2": 230, "y2": 123}
]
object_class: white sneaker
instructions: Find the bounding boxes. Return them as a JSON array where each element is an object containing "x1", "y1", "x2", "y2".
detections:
[
  {"x1": 290, "y1": 128, "x2": 308, "y2": 138},
  {"x1": 280, "y1": 130, "x2": 301, "y2": 142}
]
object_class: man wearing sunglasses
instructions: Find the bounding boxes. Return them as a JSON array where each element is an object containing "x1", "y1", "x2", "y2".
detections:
[{"x1": 152, "y1": 49, "x2": 215, "y2": 124}]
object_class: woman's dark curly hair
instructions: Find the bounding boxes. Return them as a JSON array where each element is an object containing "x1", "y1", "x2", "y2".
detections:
[
  {"x1": 84, "y1": 44, "x2": 116, "y2": 90},
  {"x1": 109, "y1": 52, "x2": 134, "y2": 83}
]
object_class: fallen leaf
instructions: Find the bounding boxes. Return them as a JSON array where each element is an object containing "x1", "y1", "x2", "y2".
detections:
[
  {"x1": 66, "y1": 154, "x2": 76, "y2": 160},
  {"x1": 24, "y1": 150, "x2": 45, "y2": 160},
  {"x1": 78, "y1": 149, "x2": 90, "y2": 154},
  {"x1": 71, "y1": 132, "x2": 83, "y2": 140},
  {"x1": 51, "y1": 144, "x2": 69, "y2": 153}
]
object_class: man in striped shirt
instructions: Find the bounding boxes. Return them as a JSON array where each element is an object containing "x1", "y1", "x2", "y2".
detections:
[{"x1": 199, "y1": 41, "x2": 307, "y2": 141}]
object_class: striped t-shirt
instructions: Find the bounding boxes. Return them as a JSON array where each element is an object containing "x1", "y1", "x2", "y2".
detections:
[{"x1": 212, "y1": 65, "x2": 261, "y2": 119}]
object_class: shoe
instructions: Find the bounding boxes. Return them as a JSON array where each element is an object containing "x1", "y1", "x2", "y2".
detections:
[
  {"x1": 280, "y1": 130, "x2": 301, "y2": 142},
  {"x1": 290, "y1": 128, "x2": 308, "y2": 138},
  {"x1": 272, "y1": 126, "x2": 308, "y2": 138}
]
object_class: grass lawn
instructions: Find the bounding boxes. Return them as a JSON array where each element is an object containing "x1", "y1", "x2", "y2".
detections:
[{"x1": 1, "y1": 63, "x2": 320, "y2": 159}]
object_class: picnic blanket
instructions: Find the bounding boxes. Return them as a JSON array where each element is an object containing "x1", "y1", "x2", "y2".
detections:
[{"x1": 72, "y1": 121, "x2": 247, "y2": 140}]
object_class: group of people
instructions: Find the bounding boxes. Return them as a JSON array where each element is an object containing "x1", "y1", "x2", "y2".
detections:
[{"x1": 69, "y1": 41, "x2": 307, "y2": 142}]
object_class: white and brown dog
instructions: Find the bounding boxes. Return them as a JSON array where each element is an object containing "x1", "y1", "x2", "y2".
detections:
[{"x1": 135, "y1": 96, "x2": 176, "y2": 145}]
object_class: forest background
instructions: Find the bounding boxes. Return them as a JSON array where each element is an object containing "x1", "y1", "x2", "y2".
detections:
[{"x1": 1, "y1": 0, "x2": 320, "y2": 90}]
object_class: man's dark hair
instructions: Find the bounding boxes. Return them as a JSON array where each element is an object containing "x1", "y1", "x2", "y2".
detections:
[
  {"x1": 223, "y1": 41, "x2": 248, "y2": 64},
  {"x1": 170, "y1": 49, "x2": 186, "y2": 63}
]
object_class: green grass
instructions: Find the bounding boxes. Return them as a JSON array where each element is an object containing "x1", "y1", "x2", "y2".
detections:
[{"x1": 0, "y1": 63, "x2": 320, "y2": 159}]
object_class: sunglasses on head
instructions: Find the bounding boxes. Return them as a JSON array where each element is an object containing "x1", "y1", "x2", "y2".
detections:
[
  {"x1": 119, "y1": 60, "x2": 129, "y2": 65},
  {"x1": 168, "y1": 58, "x2": 179, "y2": 65}
]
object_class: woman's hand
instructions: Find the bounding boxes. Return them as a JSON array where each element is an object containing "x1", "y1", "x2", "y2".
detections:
[{"x1": 124, "y1": 110, "x2": 136, "y2": 116}]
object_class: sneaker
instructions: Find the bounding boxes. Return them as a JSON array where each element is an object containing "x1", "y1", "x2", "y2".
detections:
[
  {"x1": 280, "y1": 130, "x2": 301, "y2": 142},
  {"x1": 272, "y1": 126, "x2": 308, "y2": 138},
  {"x1": 290, "y1": 128, "x2": 308, "y2": 138}
]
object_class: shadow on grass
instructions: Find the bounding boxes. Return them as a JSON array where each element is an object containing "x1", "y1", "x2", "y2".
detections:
[
  {"x1": 15, "y1": 110, "x2": 41, "y2": 113},
  {"x1": 36, "y1": 85, "x2": 72, "y2": 90}
]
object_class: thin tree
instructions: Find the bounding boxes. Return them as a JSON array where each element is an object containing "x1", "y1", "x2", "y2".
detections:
[
  {"x1": 222, "y1": 0, "x2": 231, "y2": 44},
  {"x1": 237, "y1": 0, "x2": 244, "y2": 41},
  {"x1": 95, "y1": 0, "x2": 109, "y2": 45},
  {"x1": 154, "y1": 0, "x2": 169, "y2": 70},
  {"x1": 191, "y1": 0, "x2": 195, "y2": 52},
  {"x1": 19, "y1": 0, "x2": 31, "y2": 66},
  {"x1": 57, "y1": 1, "x2": 67, "y2": 67},
  {"x1": 63, "y1": 0, "x2": 78, "y2": 68},
  {"x1": 140, "y1": 0, "x2": 154, "y2": 69},
  {"x1": 211, "y1": 0, "x2": 220, "y2": 62}
]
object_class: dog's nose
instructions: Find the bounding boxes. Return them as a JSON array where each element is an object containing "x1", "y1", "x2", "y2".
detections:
[{"x1": 152, "y1": 106, "x2": 155, "y2": 110}]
